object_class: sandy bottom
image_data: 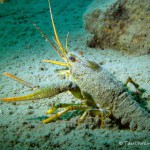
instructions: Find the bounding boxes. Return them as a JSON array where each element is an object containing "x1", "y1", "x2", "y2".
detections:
[{"x1": 0, "y1": 0, "x2": 150, "y2": 149}]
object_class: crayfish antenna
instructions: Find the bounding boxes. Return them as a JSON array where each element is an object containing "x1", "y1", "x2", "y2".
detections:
[
  {"x1": 42, "y1": 60, "x2": 69, "y2": 67},
  {"x1": 48, "y1": 0, "x2": 67, "y2": 55},
  {"x1": 3, "y1": 72, "x2": 38, "y2": 89}
]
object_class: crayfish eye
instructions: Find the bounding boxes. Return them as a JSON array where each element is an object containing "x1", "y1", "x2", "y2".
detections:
[{"x1": 69, "y1": 56, "x2": 76, "y2": 62}]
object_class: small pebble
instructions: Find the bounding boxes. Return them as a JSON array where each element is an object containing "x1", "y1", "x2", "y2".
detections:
[
  {"x1": 12, "y1": 102, "x2": 16, "y2": 105},
  {"x1": 26, "y1": 133, "x2": 31, "y2": 138},
  {"x1": 22, "y1": 122, "x2": 28, "y2": 125},
  {"x1": 28, "y1": 106, "x2": 33, "y2": 109},
  {"x1": 28, "y1": 124, "x2": 35, "y2": 129},
  {"x1": 27, "y1": 111, "x2": 34, "y2": 115},
  {"x1": 9, "y1": 111, "x2": 14, "y2": 115}
]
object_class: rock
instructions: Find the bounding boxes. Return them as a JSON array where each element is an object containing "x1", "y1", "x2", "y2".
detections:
[
  {"x1": 0, "y1": 0, "x2": 7, "y2": 3},
  {"x1": 84, "y1": 0, "x2": 150, "y2": 55}
]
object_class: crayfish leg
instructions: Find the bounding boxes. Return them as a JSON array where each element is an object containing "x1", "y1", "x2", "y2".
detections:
[{"x1": 43, "y1": 104, "x2": 90, "y2": 124}]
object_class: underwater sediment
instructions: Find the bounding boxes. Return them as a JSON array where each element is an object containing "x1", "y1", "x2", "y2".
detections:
[{"x1": 0, "y1": 0, "x2": 150, "y2": 150}]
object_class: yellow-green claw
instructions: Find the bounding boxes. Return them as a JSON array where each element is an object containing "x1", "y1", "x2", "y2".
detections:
[{"x1": 2, "y1": 81, "x2": 74, "y2": 102}]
